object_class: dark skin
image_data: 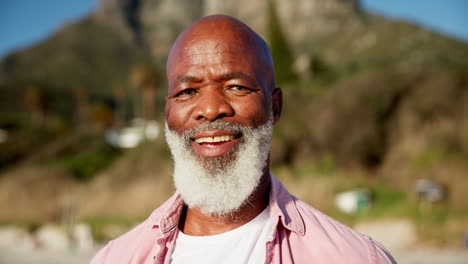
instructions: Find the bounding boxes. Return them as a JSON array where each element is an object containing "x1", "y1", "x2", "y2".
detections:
[{"x1": 165, "y1": 15, "x2": 283, "y2": 236}]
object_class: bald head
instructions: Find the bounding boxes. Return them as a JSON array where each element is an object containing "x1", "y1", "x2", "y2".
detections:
[{"x1": 166, "y1": 15, "x2": 276, "y2": 91}]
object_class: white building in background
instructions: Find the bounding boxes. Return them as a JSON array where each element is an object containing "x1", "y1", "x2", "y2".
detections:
[
  {"x1": 105, "y1": 118, "x2": 160, "y2": 149},
  {"x1": 335, "y1": 189, "x2": 372, "y2": 214},
  {"x1": 414, "y1": 179, "x2": 446, "y2": 203},
  {"x1": 36, "y1": 225, "x2": 69, "y2": 251},
  {"x1": 73, "y1": 223, "x2": 94, "y2": 252}
]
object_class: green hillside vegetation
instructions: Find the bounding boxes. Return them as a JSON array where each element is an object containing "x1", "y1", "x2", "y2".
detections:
[{"x1": 0, "y1": 17, "x2": 141, "y2": 114}]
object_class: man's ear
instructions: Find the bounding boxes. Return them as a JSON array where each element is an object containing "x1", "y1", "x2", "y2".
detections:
[{"x1": 272, "y1": 87, "x2": 283, "y2": 124}]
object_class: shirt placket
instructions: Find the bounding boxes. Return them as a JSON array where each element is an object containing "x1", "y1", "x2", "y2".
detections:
[
  {"x1": 153, "y1": 224, "x2": 178, "y2": 264},
  {"x1": 264, "y1": 215, "x2": 280, "y2": 264}
]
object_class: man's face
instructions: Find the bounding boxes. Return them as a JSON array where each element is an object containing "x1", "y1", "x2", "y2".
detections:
[
  {"x1": 164, "y1": 20, "x2": 282, "y2": 215},
  {"x1": 165, "y1": 35, "x2": 276, "y2": 160}
]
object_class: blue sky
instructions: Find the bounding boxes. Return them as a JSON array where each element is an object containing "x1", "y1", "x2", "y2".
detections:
[
  {"x1": 0, "y1": 0, "x2": 97, "y2": 59},
  {"x1": 361, "y1": 0, "x2": 468, "y2": 42},
  {"x1": 0, "y1": 0, "x2": 467, "y2": 59}
]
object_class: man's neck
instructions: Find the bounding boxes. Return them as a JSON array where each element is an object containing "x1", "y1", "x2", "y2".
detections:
[{"x1": 178, "y1": 170, "x2": 271, "y2": 236}]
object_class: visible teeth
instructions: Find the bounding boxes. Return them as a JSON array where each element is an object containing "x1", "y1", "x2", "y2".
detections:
[{"x1": 194, "y1": 135, "x2": 234, "y2": 143}]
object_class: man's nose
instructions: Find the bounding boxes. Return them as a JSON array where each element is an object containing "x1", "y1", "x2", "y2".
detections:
[{"x1": 193, "y1": 89, "x2": 234, "y2": 121}]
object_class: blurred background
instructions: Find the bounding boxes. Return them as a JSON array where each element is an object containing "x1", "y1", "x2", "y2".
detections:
[{"x1": 0, "y1": 0, "x2": 467, "y2": 263}]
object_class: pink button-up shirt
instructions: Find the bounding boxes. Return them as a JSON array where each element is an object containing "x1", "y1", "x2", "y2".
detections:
[{"x1": 91, "y1": 174, "x2": 396, "y2": 263}]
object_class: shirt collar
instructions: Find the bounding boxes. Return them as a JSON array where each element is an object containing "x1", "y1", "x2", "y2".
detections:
[
  {"x1": 147, "y1": 172, "x2": 305, "y2": 236},
  {"x1": 148, "y1": 192, "x2": 184, "y2": 234},
  {"x1": 268, "y1": 172, "x2": 305, "y2": 235}
]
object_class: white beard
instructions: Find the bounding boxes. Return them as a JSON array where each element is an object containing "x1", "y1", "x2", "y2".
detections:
[{"x1": 164, "y1": 119, "x2": 273, "y2": 216}]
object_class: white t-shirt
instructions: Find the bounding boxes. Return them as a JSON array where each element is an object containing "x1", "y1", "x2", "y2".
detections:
[{"x1": 170, "y1": 206, "x2": 272, "y2": 264}]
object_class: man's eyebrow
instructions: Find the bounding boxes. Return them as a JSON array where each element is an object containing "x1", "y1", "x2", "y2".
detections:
[
  {"x1": 175, "y1": 72, "x2": 257, "y2": 85},
  {"x1": 176, "y1": 75, "x2": 202, "y2": 84},
  {"x1": 218, "y1": 72, "x2": 256, "y2": 83}
]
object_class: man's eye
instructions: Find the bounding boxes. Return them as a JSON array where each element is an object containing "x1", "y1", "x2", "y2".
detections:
[
  {"x1": 231, "y1": 86, "x2": 249, "y2": 90},
  {"x1": 228, "y1": 86, "x2": 252, "y2": 94},
  {"x1": 176, "y1": 89, "x2": 197, "y2": 97}
]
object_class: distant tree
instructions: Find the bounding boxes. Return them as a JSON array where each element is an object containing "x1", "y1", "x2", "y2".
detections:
[
  {"x1": 310, "y1": 54, "x2": 336, "y2": 84},
  {"x1": 130, "y1": 63, "x2": 159, "y2": 121},
  {"x1": 90, "y1": 103, "x2": 114, "y2": 129},
  {"x1": 112, "y1": 83, "x2": 127, "y2": 128},
  {"x1": 267, "y1": 0, "x2": 297, "y2": 85},
  {"x1": 23, "y1": 85, "x2": 46, "y2": 126},
  {"x1": 73, "y1": 86, "x2": 91, "y2": 128}
]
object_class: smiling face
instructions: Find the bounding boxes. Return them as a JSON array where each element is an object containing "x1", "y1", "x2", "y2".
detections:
[
  {"x1": 164, "y1": 16, "x2": 282, "y2": 215},
  {"x1": 165, "y1": 16, "x2": 281, "y2": 160}
]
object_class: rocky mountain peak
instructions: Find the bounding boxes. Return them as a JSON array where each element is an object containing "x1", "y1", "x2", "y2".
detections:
[{"x1": 92, "y1": 0, "x2": 363, "y2": 57}]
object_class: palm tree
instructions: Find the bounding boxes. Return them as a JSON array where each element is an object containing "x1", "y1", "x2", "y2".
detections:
[
  {"x1": 130, "y1": 63, "x2": 159, "y2": 121},
  {"x1": 23, "y1": 85, "x2": 46, "y2": 126},
  {"x1": 73, "y1": 85, "x2": 90, "y2": 128}
]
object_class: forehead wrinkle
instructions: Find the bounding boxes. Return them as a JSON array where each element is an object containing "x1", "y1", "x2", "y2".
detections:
[
  {"x1": 182, "y1": 36, "x2": 255, "y2": 59},
  {"x1": 178, "y1": 40, "x2": 265, "y2": 74},
  {"x1": 169, "y1": 23, "x2": 260, "y2": 66},
  {"x1": 177, "y1": 75, "x2": 202, "y2": 84}
]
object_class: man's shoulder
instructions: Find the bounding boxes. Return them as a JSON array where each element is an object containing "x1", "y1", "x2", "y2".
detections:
[
  {"x1": 271, "y1": 175, "x2": 371, "y2": 245},
  {"x1": 90, "y1": 219, "x2": 154, "y2": 264},
  {"x1": 294, "y1": 198, "x2": 366, "y2": 240},
  {"x1": 90, "y1": 194, "x2": 182, "y2": 264},
  {"x1": 289, "y1": 198, "x2": 396, "y2": 263}
]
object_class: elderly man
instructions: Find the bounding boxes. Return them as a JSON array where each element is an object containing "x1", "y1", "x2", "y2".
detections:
[{"x1": 91, "y1": 15, "x2": 396, "y2": 264}]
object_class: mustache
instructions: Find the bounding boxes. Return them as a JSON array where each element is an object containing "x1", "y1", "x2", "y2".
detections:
[{"x1": 182, "y1": 120, "x2": 247, "y2": 141}]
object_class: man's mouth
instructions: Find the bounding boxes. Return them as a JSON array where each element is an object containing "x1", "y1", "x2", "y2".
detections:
[
  {"x1": 193, "y1": 135, "x2": 239, "y2": 145},
  {"x1": 190, "y1": 131, "x2": 241, "y2": 157}
]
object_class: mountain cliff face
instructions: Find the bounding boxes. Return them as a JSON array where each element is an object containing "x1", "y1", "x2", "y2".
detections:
[{"x1": 90, "y1": 0, "x2": 362, "y2": 58}]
